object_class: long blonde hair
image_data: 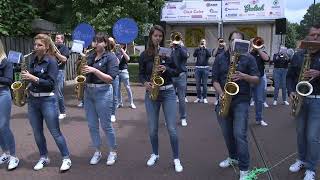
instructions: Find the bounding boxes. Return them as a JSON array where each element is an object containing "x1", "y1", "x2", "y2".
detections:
[
  {"x1": 34, "y1": 34, "x2": 56, "y2": 56},
  {"x1": 0, "y1": 40, "x2": 7, "y2": 63}
]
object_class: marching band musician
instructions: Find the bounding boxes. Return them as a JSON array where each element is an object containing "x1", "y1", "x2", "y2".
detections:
[
  {"x1": 212, "y1": 31, "x2": 259, "y2": 180},
  {"x1": 138, "y1": 25, "x2": 183, "y2": 172},
  {"x1": 170, "y1": 32, "x2": 189, "y2": 127},
  {"x1": 287, "y1": 24, "x2": 320, "y2": 180},
  {"x1": 54, "y1": 34, "x2": 70, "y2": 120},
  {"x1": 21, "y1": 34, "x2": 71, "y2": 171},
  {"x1": 250, "y1": 37, "x2": 270, "y2": 126},
  {"x1": 0, "y1": 40, "x2": 19, "y2": 170},
  {"x1": 82, "y1": 32, "x2": 119, "y2": 166}
]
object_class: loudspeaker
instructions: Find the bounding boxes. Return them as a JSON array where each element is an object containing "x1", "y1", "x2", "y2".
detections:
[{"x1": 275, "y1": 18, "x2": 287, "y2": 35}]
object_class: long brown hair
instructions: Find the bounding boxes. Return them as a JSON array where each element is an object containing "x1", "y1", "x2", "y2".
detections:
[
  {"x1": 146, "y1": 25, "x2": 165, "y2": 56},
  {"x1": 34, "y1": 34, "x2": 56, "y2": 56},
  {"x1": 94, "y1": 32, "x2": 113, "y2": 52},
  {"x1": 0, "y1": 40, "x2": 6, "y2": 63}
]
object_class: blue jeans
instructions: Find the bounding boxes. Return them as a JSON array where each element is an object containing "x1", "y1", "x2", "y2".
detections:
[
  {"x1": 55, "y1": 70, "x2": 66, "y2": 114},
  {"x1": 195, "y1": 68, "x2": 209, "y2": 99},
  {"x1": 145, "y1": 87, "x2": 179, "y2": 159},
  {"x1": 215, "y1": 102, "x2": 250, "y2": 171},
  {"x1": 296, "y1": 98, "x2": 320, "y2": 172},
  {"x1": 172, "y1": 72, "x2": 187, "y2": 120},
  {"x1": 253, "y1": 77, "x2": 265, "y2": 122},
  {"x1": 28, "y1": 95, "x2": 70, "y2": 158},
  {"x1": 273, "y1": 68, "x2": 288, "y2": 101},
  {"x1": 111, "y1": 75, "x2": 119, "y2": 115},
  {"x1": 118, "y1": 70, "x2": 134, "y2": 105},
  {"x1": 84, "y1": 84, "x2": 116, "y2": 150},
  {"x1": 0, "y1": 87, "x2": 16, "y2": 155}
]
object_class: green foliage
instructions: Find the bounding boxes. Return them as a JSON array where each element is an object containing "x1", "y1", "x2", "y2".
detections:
[
  {"x1": 296, "y1": 3, "x2": 320, "y2": 39},
  {"x1": 285, "y1": 22, "x2": 299, "y2": 49},
  {"x1": 0, "y1": 0, "x2": 37, "y2": 36},
  {"x1": 128, "y1": 63, "x2": 139, "y2": 83},
  {"x1": 129, "y1": 54, "x2": 140, "y2": 63}
]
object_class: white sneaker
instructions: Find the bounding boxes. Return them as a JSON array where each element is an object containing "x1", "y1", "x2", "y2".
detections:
[
  {"x1": 181, "y1": 119, "x2": 187, "y2": 127},
  {"x1": 304, "y1": 170, "x2": 315, "y2": 180},
  {"x1": 284, "y1": 101, "x2": 290, "y2": 106},
  {"x1": 185, "y1": 97, "x2": 188, "y2": 103},
  {"x1": 111, "y1": 115, "x2": 116, "y2": 122},
  {"x1": 260, "y1": 120, "x2": 268, "y2": 126},
  {"x1": 250, "y1": 101, "x2": 255, "y2": 106},
  {"x1": 176, "y1": 96, "x2": 179, "y2": 103},
  {"x1": 34, "y1": 157, "x2": 50, "y2": 171},
  {"x1": 60, "y1": 158, "x2": 72, "y2": 171},
  {"x1": 194, "y1": 98, "x2": 201, "y2": 103},
  {"x1": 0, "y1": 153, "x2": 10, "y2": 164},
  {"x1": 130, "y1": 103, "x2": 136, "y2": 109},
  {"x1": 90, "y1": 151, "x2": 102, "y2": 165},
  {"x1": 106, "y1": 152, "x2": 117, "y2": 166},
  {"x1": 8, "y1": 156, "x2": 19, "y2": 170},
  {"x1": 147, "y1": 154, "x2": 159, "y2": 166},
  {"x1": 263, "y1": 102, "x2": 269, "y2": 108},
  {"x1": 77, "y1": 102, "x2": 83, "y2": 107},
  {"x1": 58, "y1": 114, "x2": 66, "y2": 120},
  {"x1": 273, "y1": 100, "x2": 277, "y2": 106},
  {"x1": 219, "y1": 157, "x2": 239, "y2": 168},
  {"x1": 289, "y1": 159, "x2": 304, "y2": 172},
  {"x1": 239, "y1": 170, "x2": 249, "y2": 180},
  {"x1": 174, "y1": 159, "x2": 183, "y2": 172},
  {"x1": 203, "y1": 98, "x2": 208, "y2": 104}
]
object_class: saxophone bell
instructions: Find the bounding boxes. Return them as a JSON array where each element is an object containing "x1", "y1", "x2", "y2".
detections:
[
  {"x1": 224, "y1": 82, "x2": 239, "y2": 96},
  {"x1": 296, "y1": 80, "x2": 313, "y2": 96},
  {"x1": 153, "y1": 76, "x2": 164, "y2": 86}
]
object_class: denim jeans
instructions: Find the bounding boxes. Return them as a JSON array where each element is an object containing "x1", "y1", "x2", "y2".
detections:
[
  {"x1": 145, "y1": 87, "x2": 179, "y2": 159},
  {"x1": 111, "y1": 75, "x2": 119, "y2": 115},
  {"x1": 263, "y1": 74, "x2": 267, "y2": 102},
  {"x1": 295, "y1": 98, "x2": 320, "y2": 172},
  {"x1": 27, "y1": 95, "x2": 70, "y2": 158},
  {"x1": 273, "y1": 68, "x2": 288, "y2": 101},
  {"x1": 55, "y1": 70, "x2": 65, "y2": 114},
  {"x1": 84, "y1": 84, "x2": 116, "y2": 150},
  {"x1": 215, "y1": 101, "x2": 250, "y2": 171},
  {"x1": 195, "y1": 68, "x2": 209, "y2": 99},
  {"x1": 172, "y1": 72, "x2": 187, "y2": 120},
  {"x1": 253, "y1": 77, "x2": 265, "y2": 122},
  {"x1": 118, "y1": 70, "x2": 134, "y2": 105},
  {"x1": 0, "y1": 87, "x2": 16, "y2": 155}
]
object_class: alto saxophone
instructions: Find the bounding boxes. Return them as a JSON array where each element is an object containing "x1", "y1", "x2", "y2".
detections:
[
  {"x1": 149, "y1": 47, "x2": 164, "y2": 101},
  {"x1": 11, "y1": 51, "x2": 34, "y2": 107},
  {"x1": 218, "y1": 52, "x2": 240, "y2": 118},
  {"x1": 74, "y1": 48, "x2": 94, "y2": 100}
]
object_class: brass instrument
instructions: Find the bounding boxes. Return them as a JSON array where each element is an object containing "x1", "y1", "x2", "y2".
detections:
[
  {"x1": 11, "y1": 51, "x2": 34, "y2": 107},
  {"x1": 291, "y1": 41, "x2": 320, "y2": 116},
  {"x1": 252, "y1": 37, "x2": 264, "y2": 49},
  {"x1": 170, "y1": 32, "x2": 182, "y2": 45},
  {"x1": 218, "y1": 52, "x2": 240, "y2": 117},
  {"x1": 149, "y1": 46, "x2": 164, "y2": 101},
  {"x1": 74, "y1": 48, "x2": 95, "y2": 100}
]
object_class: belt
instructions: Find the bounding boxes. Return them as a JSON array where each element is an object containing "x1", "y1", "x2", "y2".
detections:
[
  {"x1": 119, "y1": 69, "x2": 128, "y2": 73},
  {"x1": 306, "y1": 95, "x2": 320, "y2": 99},
  {"x1": 159, "y1": 84, "x2": 174, "y2": 90},
  {"x1": 86, "y1": 83, "x2": 109, "y2": 88},
  {"x1": 195, "y1": 66, "x2": 209, "y2": 68},
  {"x1": 29, "y1": 91, "x2": 54, "y2": 97}
]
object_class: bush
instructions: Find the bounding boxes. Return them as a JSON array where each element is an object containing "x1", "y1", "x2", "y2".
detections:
[
  {"x1": 129, "y1": 55, "x2": 140, "y2": 63},
  {"x1": 128, "y1": 63, "x2": 139, "y2": 83}
]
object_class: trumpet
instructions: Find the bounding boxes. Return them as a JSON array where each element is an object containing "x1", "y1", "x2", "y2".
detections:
[
  {"x1": 170, "y1": 32, "x2": 182, "y2": 46},
  {"x1": 252, "y1": 37, "x2": 264, "y2": 49}
]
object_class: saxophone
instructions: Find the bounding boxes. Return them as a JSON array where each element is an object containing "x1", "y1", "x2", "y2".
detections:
[
  {"x1": 11, "y1": 51, "x2": 34, "y2": 107},
  {"x1": 218, "y1": 52, "x2": 240, "y2": 117},
  {"x1": 74, "y1": 48, "x2": 94, "y2": 100},
  {"x1": 149, "y1": 47, "x2": 164, "y2": 101}
]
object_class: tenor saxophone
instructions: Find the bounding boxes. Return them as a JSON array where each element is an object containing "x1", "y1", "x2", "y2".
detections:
[
  {"x1": 74, "y1": 48, "x2": 94, "y2": 100},
  {"x1": 218, "y1": 52, "x2": 240, "y2": 118},
  {"x1": 149, "y1": 47, "x2": 164, "y2": 101},
  {"x1": 11, "y1": 51, "x2": 34, "y2": 107}
]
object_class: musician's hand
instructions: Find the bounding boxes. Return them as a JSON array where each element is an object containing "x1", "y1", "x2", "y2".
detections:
[
  {"x1": 290, "y1": 92, "x2": 297, "y2": 101},
  {"x1": 157, "y1": 65, "x2": 166, "y2": 73},
  {"x1": 82, "y1": 65, "x2": 97, "y2": 74},
  {"x1": 232, "y1": 71, "x2": 247, "y2": 81},
  {"x1": 218, "y1": 92, "x2": 224, "y2": 100},
  {"x1": 21, "y1": 70, "x2": 37, "y2": 81},
  {"x1": 304, "y1": 69, "x2": 320, "y2": 79},
  {"x1": 144, "y1": 82, "x2": 153, "y2": 91}
]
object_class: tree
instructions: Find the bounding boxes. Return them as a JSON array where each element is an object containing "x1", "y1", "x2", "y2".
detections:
[
  {"x1": 297, "y1": 3, "x2": 320, "y2": 40},
  {"x1": 285, "y1": 22, "x2": 299, "y2": 48},
  {"x1": 0, "y1": 0, "x2": 37, "y2": 36}
]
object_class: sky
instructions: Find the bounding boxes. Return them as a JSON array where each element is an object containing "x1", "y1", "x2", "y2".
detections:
[{"x1": 285, "y1": 0, "x2": 316, "y2": 23}]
